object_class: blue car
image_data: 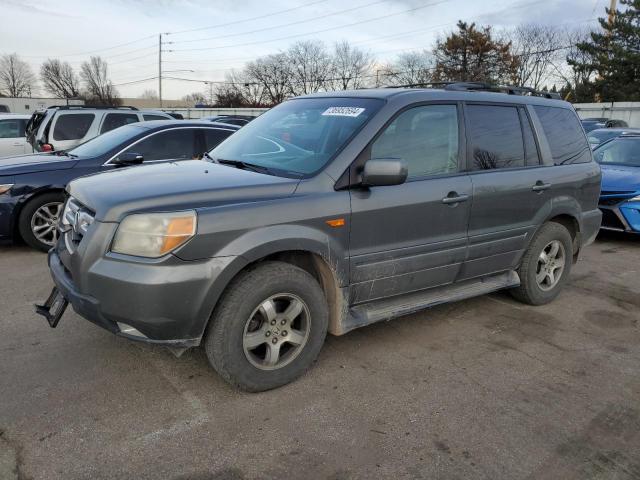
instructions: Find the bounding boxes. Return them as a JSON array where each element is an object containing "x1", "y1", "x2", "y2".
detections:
[
  {"x1": 0, "y1": 121, "x2": 238, "y2": 251},
  {"x1": 595, "y1": 133, "x2": 640, "y2": 233}
]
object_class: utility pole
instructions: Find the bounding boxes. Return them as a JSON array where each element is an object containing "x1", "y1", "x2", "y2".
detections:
[
  {"x1": 608, "y1": 0, "x2": 617, "y2": 26},
  {"x1": 158, "y1": 33, "x2": 162, "y2": 108}
]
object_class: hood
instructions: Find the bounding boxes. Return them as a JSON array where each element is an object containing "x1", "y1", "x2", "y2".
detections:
[
  {"x1": 600, "y1": 163, "x2": 640, "y2": 193},
  {"x1": 0, "y1": 153, "x2": 78, "y2": 176},
  {"x1": 68, "y1": 160, "x2": 300, "y2": 222}
]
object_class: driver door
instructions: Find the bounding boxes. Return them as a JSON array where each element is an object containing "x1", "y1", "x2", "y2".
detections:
[{"x1": 348, "y1": 104, "x2": 472, "y2": 304}]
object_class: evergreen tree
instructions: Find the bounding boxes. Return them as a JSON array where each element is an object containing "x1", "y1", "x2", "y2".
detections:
[
  {"x1": 568, "y1": 0, "x2": 640, "y2": 101},
  {"x1": 432, "y1": 21, "x2": 518, "y2": 84}
]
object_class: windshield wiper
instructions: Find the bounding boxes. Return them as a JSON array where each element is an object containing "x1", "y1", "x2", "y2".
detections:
[
  {"x1": 217, "y1": 158, "x2": 271, "y2": 174},
  {"x1": 203, "y1": 151, "x2": 218, "y2": 163}
]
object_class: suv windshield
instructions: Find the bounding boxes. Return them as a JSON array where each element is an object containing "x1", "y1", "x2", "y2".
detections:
[
  {"x1": 68, "y1": 124, "x2": 147, "y2": 157},
  {"x1": 208, "y1": 97, "x2": 384, "y2": 177},
  {"x1": 594, "y1": 137, "x2": 640, "y2": 167}
]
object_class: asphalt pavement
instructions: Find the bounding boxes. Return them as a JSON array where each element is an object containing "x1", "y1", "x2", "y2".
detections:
[{"x1": 1, "y1": 231, "x2": 639, "y2": 480}]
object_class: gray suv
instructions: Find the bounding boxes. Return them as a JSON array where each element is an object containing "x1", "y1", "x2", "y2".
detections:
[{"x1": 37, "y1": 85, "x2": 602, "y2": 391}]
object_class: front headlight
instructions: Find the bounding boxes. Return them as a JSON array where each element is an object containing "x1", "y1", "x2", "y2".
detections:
[
  {"x1": 0, "y1": 184, "x2": 14, "y2": 195},
  {"x1": 111, "y1": 211, "x2": 196, "y2": 258},
  {"x1": 630, "y1": 195, "x2": 640, "y2": 202}
]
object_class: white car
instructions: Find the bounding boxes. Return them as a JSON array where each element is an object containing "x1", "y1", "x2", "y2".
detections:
[
  {"x1": 0, "y1": 114, "x2": 32, "y2": 158},
  {"x1": 25, "y1": 106, "x2": 174, "y2": 152}
]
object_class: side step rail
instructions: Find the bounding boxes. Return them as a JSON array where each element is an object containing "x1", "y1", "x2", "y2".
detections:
[{"x1": 338, "y1": 271, "x2": 519, "y2": 335}]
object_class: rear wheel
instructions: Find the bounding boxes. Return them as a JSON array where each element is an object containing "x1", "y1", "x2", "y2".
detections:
[
  {"x1": 18, "y1": 192, "x2": 65, "y2": 252},
  {"x1": 205, "y1": 261, "x2": 328, "y2": 392},
  {"x1": 510, "y1": 222, "x2": 573, "y2": 305}
]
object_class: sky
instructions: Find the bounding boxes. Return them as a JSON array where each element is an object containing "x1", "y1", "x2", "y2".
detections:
[{"x1": 0, "y1": 0, "x2": 607, "y2": 99}]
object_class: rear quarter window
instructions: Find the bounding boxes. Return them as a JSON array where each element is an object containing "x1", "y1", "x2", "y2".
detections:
[
  {"x1": 143, "y1": 114, "x2": 170, "y2": 121},
  {"x1": 533, "y1": 106, "x2": 591, "y2": 165},
  {"x1": 53, "y1": 113, "x2": 95, "y2": 141}
]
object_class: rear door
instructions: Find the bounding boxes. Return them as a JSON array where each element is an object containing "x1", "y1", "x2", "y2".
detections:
[
  {"x1": 49, "y1": 112, "x2": 96, "y2": 151},
  {"x1": 461, "y1": 102, "x2": 555, "y2": 280},
  {"x1": 0, "y1": 117, "x2": 28, "y2": 157},
  {"x1": 99, "y1": 112, "x2": 140, "y2": 134},
  {"x1": 349, "y1": 103, "x2": 472, "y2": 304}
]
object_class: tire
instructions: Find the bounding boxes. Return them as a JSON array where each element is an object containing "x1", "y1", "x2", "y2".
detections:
[
  {"x1": 205, "y1": 261, "x2": 328, "y2": 392},
  {"x1": 18, "y1": 192, "x2": 65, "y2": 252},
  {"x1": 510, "y1": 222, "x2": 573, "y2": 306}
]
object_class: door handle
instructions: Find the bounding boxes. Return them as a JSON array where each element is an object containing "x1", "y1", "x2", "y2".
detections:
[
  {"x1": 442, "y1": 193, "x2": 470, "y2": 204},
  {"x1": 532, "y1": 182, "x2": 551, "y2": 192}
]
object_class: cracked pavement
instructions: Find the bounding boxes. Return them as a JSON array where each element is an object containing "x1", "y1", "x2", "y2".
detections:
[{"x1": 1, "y1": 231, "x2": 639, "y2": 479}]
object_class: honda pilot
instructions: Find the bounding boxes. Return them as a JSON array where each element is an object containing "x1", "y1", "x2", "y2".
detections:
[{"x1": 37, "y1": 85, "x2": 602, "y2": 391}]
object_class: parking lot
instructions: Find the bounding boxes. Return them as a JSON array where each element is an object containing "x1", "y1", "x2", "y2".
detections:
[{"x1": 0, "y1": 231, "x2": 638, "y2": 480}]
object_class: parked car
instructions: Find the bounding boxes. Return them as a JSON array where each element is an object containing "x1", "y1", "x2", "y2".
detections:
[
  {"x1": 594, "y1": 133, "x2": 640, "y2": 233},
  {"x1": 202, "y1": 115, "x2": 257, "y2": 126},
  {"x1": 581, "y1": 117, "x2": 629, "y2": 133},
  {"x1": 37, "y1": 85, "x2": 601, "y2": 392},
  {"x1": 0, "y1": 114, "x2": 32, "y2": 158},
  {"x1": 587, "y1": 127, "x2": 640, "y2": 148},
  {"x1": 25, "y1": 106, "x2": 174, "y2": 153},
  {"x1": 0, "y1": 121, "x2": 238, "y2": 250}
]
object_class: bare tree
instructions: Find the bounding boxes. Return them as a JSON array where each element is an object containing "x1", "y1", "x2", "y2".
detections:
[
  {"x1": 329, "y1": 40, "x2": 375, "y2": 90},
  {"x1": 223, "y1": 70, "x2": 264, "y2": 106},
  {"x1": 287, "y1": 40, "x2": 332, "y2": 96},
  {"x1": 182, "y1": 92, "x2": 207, "y2": 105},
  {"x1": 509, "y1": 24, "x2": 563, "y2": 90},
  {"x1": 0, "y1": 53, "x2": 37, "y2": 97},
  {"x1": 138, "y1": 89, "x2": 158, "y2": 100},
  {"x1": 557, "y1": 28, "x2": 596, "y2": 101},
  {"x1": 80, "y1": 56, "x2": 120, "y2": 105},
  {"x1": 384, "y1": 51, "x2": 433, "y2": 86},
  {"x1": 40, "y1": 59, "x2": 80, "y2": 98},
  {"x1": 245, "y1": 53, "x2": 292, "y2": 105}
]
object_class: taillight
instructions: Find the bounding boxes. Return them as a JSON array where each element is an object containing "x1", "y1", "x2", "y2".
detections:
[{"x1": 41, "y1": 143, "x2": 53, "y2": 152}]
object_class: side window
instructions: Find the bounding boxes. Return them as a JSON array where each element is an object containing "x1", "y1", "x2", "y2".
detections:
[
  {"x1": 467, "y1": 105, "x2": 524, "y2": 171},
  {"x1": 143, "y1": 114, "x2": 169, "y2": 121},
  {"x1": 204, "y1": 129, "x2": 232, "y2": 150},
  {"x1": 52, "y1": 114, "x2": 94, "y2": 141},
  {"x1": 100, "y1": 113, "x2": 139, "y2": 134},
  {"x1": 533, "y1": 106, "x2": 591, "y2": 165},
  {"x1": 370, "y1": 104, "x2": 459, "y2": 179},
  {"x1": 0, "y1": 119, "x2": 21, "y2": 138},
  {"x1": 124, "y1": 129, "x2": 196, "y2": 161},
  {"x1": 520, "y1": 109, "x2": 540, "y2": 166}
]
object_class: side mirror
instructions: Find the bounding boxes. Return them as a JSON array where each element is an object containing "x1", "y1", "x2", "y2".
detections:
[
  {"x1": 361, "y1": 158, "x2": 408, "y2": 187},
  {"x1": 112, "y1": 152, "x2": 144, "y2": 166}
]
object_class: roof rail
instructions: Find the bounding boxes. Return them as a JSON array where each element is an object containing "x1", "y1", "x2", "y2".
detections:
[
  {"x1": 44, "y1": 105, "x2": 139, "y2": 111},
  {"x1": 387, "y1": 81, "x2": 562, "y2": 99}
]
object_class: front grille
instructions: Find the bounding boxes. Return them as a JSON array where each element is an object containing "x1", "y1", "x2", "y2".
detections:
[
  {"x1": 600, "y1": 208, "x2": 626, "y2": 230},
  {"x1": 63, "y1": 197, "x2": 94, "y2": 253},
  {"x1": 600, "y1": 197, "x2": 625, "y2": 206}
]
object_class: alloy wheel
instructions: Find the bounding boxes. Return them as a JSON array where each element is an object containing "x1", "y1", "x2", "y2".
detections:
[
  {"x1": 535, "y1": 240, "x2": 566, "y2": 291},
  {"x1": 243, "y1": 293, "x2": 311, "y2": 370},
  {"x1": 31, "y1": 202, "x2": 63, "y2": 247}
]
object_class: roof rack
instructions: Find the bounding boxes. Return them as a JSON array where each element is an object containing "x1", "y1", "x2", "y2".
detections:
[
  {"x1": 43, "y1": 105, "x2": 139, "y2": 111},
  {"x1": 387, "y1": 81, "x2": 562, "y2": 99}
]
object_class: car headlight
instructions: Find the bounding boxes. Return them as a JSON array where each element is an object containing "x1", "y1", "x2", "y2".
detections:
[
  {"x1": 0, "y1": 184, "x2": 14, "y2": 195},
  {"x1": 630, "y1": 195, "x2": 640, "y2": 202},
  {"x1": 111, "y1": 211, "x2": 196, "y2": 258}
]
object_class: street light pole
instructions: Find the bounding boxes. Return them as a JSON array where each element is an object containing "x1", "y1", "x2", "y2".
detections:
[{"x1": 158, "y1": 33, "x2": 162, "y2": 108}]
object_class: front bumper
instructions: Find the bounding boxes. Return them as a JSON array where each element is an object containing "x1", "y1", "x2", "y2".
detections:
[
  {"x1": 599, "y1": 201, "x2": 640, "y2": 233},
  {"x1": 49, "y1": 240, "x2": 237, "y2": 347}
]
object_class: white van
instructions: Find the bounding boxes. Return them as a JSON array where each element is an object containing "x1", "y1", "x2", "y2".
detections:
[{"x1": 26, "y1": 106, "x2": 174, "y2": 152}]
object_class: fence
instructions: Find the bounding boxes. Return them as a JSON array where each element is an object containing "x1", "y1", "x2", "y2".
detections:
[
  {"x1": 574, "y1": 102, "x2": 640, "y2": 127},
  {"x1": 159, "y1": 107, "x2": 269, "y2": 119}
]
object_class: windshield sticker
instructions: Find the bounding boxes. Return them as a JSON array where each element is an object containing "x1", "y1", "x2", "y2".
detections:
[{"x1": 321, "y1": 107, "x2": 365, "y2": 117}]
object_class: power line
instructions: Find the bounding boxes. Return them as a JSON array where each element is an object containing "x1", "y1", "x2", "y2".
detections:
[
  {"x1": 8, "y1": 35, "x2": 157, "y2": 59},
  {"x1": 170, "y1": 0, "x2": 448, "y2": 53},
  {"x1": 166, "y1": 0, "x2": 329, "y2": 36},
  {"x1": 170, "y1": 0, "x2": 393, "y2": 45}
]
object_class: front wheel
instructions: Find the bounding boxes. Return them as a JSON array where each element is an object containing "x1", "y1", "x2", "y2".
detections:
[
  {"x1": 18, "y1": 192, "x2": 65, "y2": 252},
  {"x1": 510, "y1": 222, "x2": 573, "y2": 305},
  {"x1": 205, "y1": 261, "x2": 328, "y2": 392}
]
